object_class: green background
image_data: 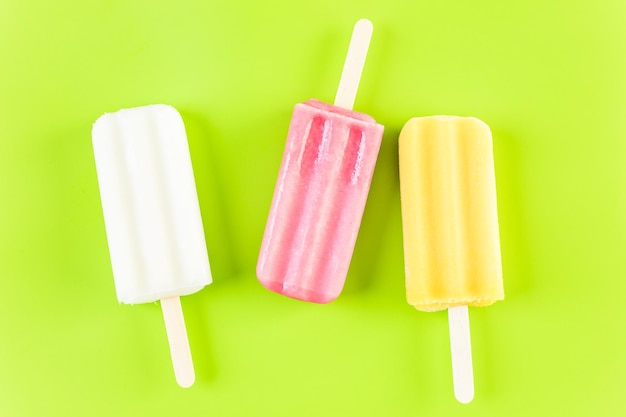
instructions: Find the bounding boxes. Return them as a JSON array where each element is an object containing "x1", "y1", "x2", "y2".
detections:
[{"x1": 1, "y1": 0, "x2": 625, "y2": 415}]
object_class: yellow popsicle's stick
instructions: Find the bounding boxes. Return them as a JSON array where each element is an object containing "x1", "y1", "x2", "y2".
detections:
[{"x1": 448, "y1": 305, "x2": 474, "y2": 403}]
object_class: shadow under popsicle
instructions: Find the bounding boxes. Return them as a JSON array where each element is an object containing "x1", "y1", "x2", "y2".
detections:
[
  {"x1": 491, "y1": 127, "x2": 533, "y2": 299},
  {"x1": 343, "y1": 127, "x2": 401, "y2": 297},
  {"x1": 181, "y1": 110, "x2": 238, "y2": 283},
  {"x1": 175, "y1": 110, "x2": 237, "y2": 383},
  {"x1": 472, "y1": 126, "x2": 532, "y2": 399},
  {"x1": 181, "y1": 294, "x2": 218, "y2": 384},
  {"x1": 334, "y1": 22, "x2": 401, "y2": 299}
]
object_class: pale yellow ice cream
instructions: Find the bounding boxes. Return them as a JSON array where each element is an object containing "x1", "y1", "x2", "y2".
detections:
[{"x1": 399, "y1": 116, "x2": 504, "y2": 312}]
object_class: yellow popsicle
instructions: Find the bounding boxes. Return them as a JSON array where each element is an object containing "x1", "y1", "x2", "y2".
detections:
[{"x1": 399, "y1": 116, "x2": 504, "y2": 312}]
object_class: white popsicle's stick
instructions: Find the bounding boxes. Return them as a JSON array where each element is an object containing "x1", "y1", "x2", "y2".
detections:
[
  {"x1": 334, "y1": 19, "x2": 374, "y2": 110},
  {"x1": 448, "y1": 305, "x2": 474, "y2": 403},
  {"x1": 161, "y1": 296, "x2": 195, "y2": 388}
]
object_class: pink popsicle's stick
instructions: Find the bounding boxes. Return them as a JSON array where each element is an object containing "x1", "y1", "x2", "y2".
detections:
[
  {"x1": 448, "y1": 305, "x2": 474, "y2": 403},
  {"x1": 161, "y1": 296, "x2": 195, "y2": 388},
  {"x1": 334, "y1": 19, "x2": 374, "y2": 110}
]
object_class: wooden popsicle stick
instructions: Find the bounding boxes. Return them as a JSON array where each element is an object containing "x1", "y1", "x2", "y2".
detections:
[
  {"x1": 334, "y1": 18, "x2": 374, "y2": 110},
  {"x1": 448, "y1": 305, "x2": 474, "y2": 403},
  {"x1": 161, "y1": 296, "x2": 195, "y2": 388}
]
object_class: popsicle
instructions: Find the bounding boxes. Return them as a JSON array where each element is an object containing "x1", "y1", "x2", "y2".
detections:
[
  {"x1": 398, "y1": 116, "x2": 504, "y2": 403},
  {"x1": 257, "y1": 19, "x2": 384, "y2": 303},
  {"x1": 92, "y1": 104, "x2": 211, "y2": 387}
]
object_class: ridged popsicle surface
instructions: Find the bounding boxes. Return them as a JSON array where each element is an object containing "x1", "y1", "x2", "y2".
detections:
[
  {"x1": 399, "y1": 116, "x2": 503, "y2": 312},
  {"x1": 257, "y1": 100, "x2": 383, "y2": 303},
  {"x1": 92, "y1": 105, "x2": 211, "y2": 304}
]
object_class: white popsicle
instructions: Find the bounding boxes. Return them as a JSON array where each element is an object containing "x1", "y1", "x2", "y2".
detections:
[{"x1": 92, "y1": 104, "x2": 211, "y2": 387}]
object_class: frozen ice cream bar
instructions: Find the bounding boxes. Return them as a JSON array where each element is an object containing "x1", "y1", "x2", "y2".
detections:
[
  {"x1": 399, "y1": 116, "x2": 503, "y2": 311},
  {"x1": 257, "y1": 19, "x2": 383, "y2": 303},
  {"x1": 399, "y1": 116, "x2": 504, "y2": 403},
  {"x1": 257, "y1": 100, "x2": 383, "y2": 303},
  {"x1": 92, "y1": 104, "x2": 211, "y2": 387}
]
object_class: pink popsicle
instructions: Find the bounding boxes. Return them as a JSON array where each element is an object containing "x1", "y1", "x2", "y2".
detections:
[
  {"x1": 257, "y1": 20, "x2": 382, "y2": 303},
  {"x1": 257, "y1": 99, "x2": 383, "y2": 302}
]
